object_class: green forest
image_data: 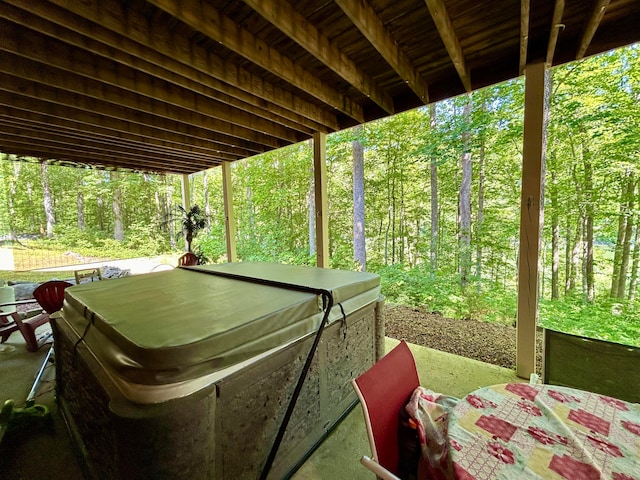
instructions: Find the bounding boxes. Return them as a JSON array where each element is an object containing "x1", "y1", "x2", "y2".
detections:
[{"x1": 1, "y1": 45, "x2": 639, "y2": 347}]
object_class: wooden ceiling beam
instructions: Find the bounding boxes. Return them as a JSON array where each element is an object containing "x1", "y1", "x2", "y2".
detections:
[
  {"x1": 0, "y1": 85, "x2": 267, "y2": 162},
  {"x1": 0, "y1": 100, "x2": 254, "y2": 160},
  {"x1": 546, "y1": 0, "x2": 566, "y2": 66},
  {"x1": 577, "y1": 0, "x2": 611, "y2": 59},
  {"x1": 0, "y1": 119, "x2": 227, "y2": 165},
  {"x1": 245, "y1": 0, "x2": 394, "y2": 114},
  {"x1": 424, "y1": 0, "x2": 471, "y2": 92},
  {"x1": 0, "y1": 139, "x2": 213, "y2": 174},
  {"x1": 0, "y1": 22, "x2": 299, "y2": 144},
  {"x1": 519, "y1": 0, "x2": 530, "y2": 75},
  {"x1": 147, "y1": 0, "x2": 365, "y2": 124},
  {"x1": 0, "y1": 58, "x2": 282, "y2": 152},
  {"x1": 0, "y1": 125, "x2": 219, "y2": 170},
  {"x1": 3, "y1": 1, "x2": 327, "y2": 135},
  {"x1": 334, "y1": 0, "x2": 429, "y2": 103},
  {"x1": 32, "y1": 0, "x2": 339, "y2": 132}
]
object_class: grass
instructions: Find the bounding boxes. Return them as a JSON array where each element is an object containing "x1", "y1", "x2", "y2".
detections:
[
  {"x1": 0, "y1": 270, "x2": 74, "y2": 284},
  {"x1": 7, "y1": 244, "x2": 114, "y2": 271}
]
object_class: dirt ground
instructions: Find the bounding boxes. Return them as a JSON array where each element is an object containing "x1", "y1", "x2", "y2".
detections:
[{"x1": 384, "y1": 304, "x2": 542, "y2": 372}]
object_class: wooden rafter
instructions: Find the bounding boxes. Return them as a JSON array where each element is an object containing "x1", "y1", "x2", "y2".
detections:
[
  {"x1": 22, "y1": 0, "x2": 338, "y2": 132},
  {"x1": 0, "y1": 142, "x2": 208, "y2": 174},
  {"x1": 0, "y1": 74, "x2": 271, "y2": 153},
  {"x1": 335, "y1": 0, "x2": 429, "y2": 103},
  {"x1": 0, "y1": 100, "x2": 255, "y2": 160},
  {"x1": 424, "y1": 0, "x2": 471, "y2": 92},
  {"x1": 244, "y1": 0, "x2": 394, "y2": 115},
  {"x1": 519, "y1": 0, "x2": 530, "y2": 75},
  {"x1": 148, "y1": 0, "x2": 365, "y2": 123},
  {"x1": 0, "y1": 23, "x2": 299, "y2": 144},
  {"x1": 577, "y1": 0, "x2": 611, "y2": 59},
  {"x1": 546, "y1": 0, "x2": 566, "y2": 66},
  {"x1": 0, "y1": 117, "x2": 233, "y2": 164},
  {"x1": 0, "y1": 126, "x2": 213, "y2": 171},
  {"x1": 0, "y1": 2, "x2": 318, "y2": 136}
]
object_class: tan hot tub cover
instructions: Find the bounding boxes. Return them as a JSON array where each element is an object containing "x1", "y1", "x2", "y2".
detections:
[{"x1": 61, "y1": 262, "x2": 381, "y2": 389}]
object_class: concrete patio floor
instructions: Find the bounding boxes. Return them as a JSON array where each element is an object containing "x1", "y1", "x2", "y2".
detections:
[{"x1": 1, "y1": 333, "x2": 523, "y2": 479}]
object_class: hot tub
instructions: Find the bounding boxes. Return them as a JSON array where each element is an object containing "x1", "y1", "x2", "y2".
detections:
[{"x1": 52, "y1": 262, "x2": 384, "y2": 479}]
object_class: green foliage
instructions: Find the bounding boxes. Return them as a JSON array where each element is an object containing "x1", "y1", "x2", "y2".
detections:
[
  {"x1": 24, "y1": 228, "x2": 167, "y2": 260},
  {"x1": 196, "y1": 227, "x2": 227, "y2": 264},
  {"x1": 375, "y1": 264, "x2": 517, "y2": 325},
  {"x1": 539, "y1": 296, "x2": 640, "y2": 347},
  {"x1": 51, "y1": 225, "x2": 109, "y2": 248},
  {"x1": 123, "y1": 223, "x2": 171, "y2": 255}
]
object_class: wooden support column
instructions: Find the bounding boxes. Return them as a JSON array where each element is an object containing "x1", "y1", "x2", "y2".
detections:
[
  {"x1": 516, "y1": 61, "x2": 546, "y2": 378},
  {"x1": 181, "y1": 173, "x2": 191, "y2": 210},
  {"x1": 181, "y1": 173, "x2": 191, "y2": 252},
  {"x1": 222, "y1": 161, "x2": 237, "y2": 262},
  {"x1": 313, "y1": 132, "x2": 329, "y2": 268}
]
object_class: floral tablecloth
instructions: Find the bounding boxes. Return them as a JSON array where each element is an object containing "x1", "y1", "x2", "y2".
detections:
[{"x1": 447, "y1": 383, "x2": 640, "y2": 479}]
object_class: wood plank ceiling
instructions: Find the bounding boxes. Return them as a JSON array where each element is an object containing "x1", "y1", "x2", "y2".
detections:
[{"x1": 1, "y1": 0, "x2": 639, "y2": 174}]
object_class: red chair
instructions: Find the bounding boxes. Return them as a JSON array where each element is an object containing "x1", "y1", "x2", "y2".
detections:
[
  {"x1": 0, "y1": 313, "x2": 20, "y2": 344},
  {"x1": 177, "y1": 252, "x2": 199, "y2": 266},
  {"x1": 352, "y1": 340, "x2": 421, "y2": 480},
  {"x1": 33, "y1": 280, "x2": 73, "y2": 315},
  {"x1": 0, "y1": 281, "x2": 72, "y2": 352}
]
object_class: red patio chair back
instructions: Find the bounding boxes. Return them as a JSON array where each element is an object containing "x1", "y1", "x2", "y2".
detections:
[
  {"x1": 33, "y1": 281, "x2": 73, "y2": 314},
  {"x1": 177, "y1": 252, "x2": 199, "y2": 266},
  {"x1": 352, "y1": 340, "x2": 420, "y2": 476}
]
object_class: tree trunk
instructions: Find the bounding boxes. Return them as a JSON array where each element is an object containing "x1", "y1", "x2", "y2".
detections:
[
  {"x1": 475, "y1": 137, "x2": 485, "y2": 282},
  {"x1": 567, "y1": 217, "x2": 582, "y2": 295},
  {"x1": 203, "y1": 170, "x2": 211, "y2": 234},
  {"x1": 564, "y1": 221, "x2": 571, "y2": 295},
  {"x1": 166, "y1": 181, "x2": 175, "y2": 248},
  {"x1": 111, "y1": 171, "x2": 124, "y2": 241},
  {"x1": 77, "y1": 175, "x2": 85, "y2": 230},
  {"x1": 429, "y1": 103, "x2": 439, "y2": 272},
  {"x1": 26, "y1": 181, "x2": 36, "y2": 230},
  {"x1": 390, "y1": 153, "x2": 397, "y2": 264},
  {"x1": 8, "y1": 161, "x2": 19, "y2": 240},
  {"x1": 582, "y1": 141, "x2": 595, "y2": 302},
  {"x1": 550, "y1": 152, "x2": 560, "y2": 299},
  {"x1": 459, "y1": 94, "x2": 472, "y2": 286},
  {"x1": 155, "y1": 174, "x2": 166, "y2": 232},
  {"x1": 629, "y1": 224, "x2": 640, "y2": 300},
  {"x1": 617, "y1": 175, "x2": 636, "y2": 298},
  {"x1": 41, "y1": 160, "x2": 55, "y2": 238},
  {"x1": 308, "y1": 165, "x2": 316, "y2": 257},
  {"x1": 352, "y1": 127, "x2": 366, "y2": 271},
  {"x1": 610, "y1": 173, "x2": 631, "y2": 297}
]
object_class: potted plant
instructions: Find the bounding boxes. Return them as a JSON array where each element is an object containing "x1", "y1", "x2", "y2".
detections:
[{"x1": 177, "y1": 205, "x2": 206, "y2": 253}]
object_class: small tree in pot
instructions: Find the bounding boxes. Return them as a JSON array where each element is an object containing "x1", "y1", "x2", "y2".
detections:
[{"x1": 177, "y1": 205, "x2": 206, "y2": 253}]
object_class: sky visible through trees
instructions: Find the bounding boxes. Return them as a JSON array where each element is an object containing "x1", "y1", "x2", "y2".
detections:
[{"x1": 1, "y1": 44, "x2": 639, "y2": 346}]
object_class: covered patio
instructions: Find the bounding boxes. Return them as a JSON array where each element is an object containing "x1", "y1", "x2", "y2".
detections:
[
  {"x1": 2, "y1": 1, "x2": 640, "y2": 478},
  {"x1": 2, "y1": 0, "x2": 639, "y2": 378}
]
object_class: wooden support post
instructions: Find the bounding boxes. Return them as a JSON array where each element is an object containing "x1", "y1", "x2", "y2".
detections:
[
  {"x1": 313, "y1": 132, "x2": 329, "y2": 268},
  {"x1": 516, "y1": 61, "x2": 546, "y2": 378},
  {"x1": 222, "y1": 161, "x2": 237, "y2": 262},
  {"x1": 181, "y1": 173, "x2": 191, "y2": 251},
  {"x1": 180, "y1": 173, "x2": 191, "y2": 211}
]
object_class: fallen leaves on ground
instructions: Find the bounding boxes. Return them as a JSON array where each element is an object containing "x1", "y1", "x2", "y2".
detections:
[{"x1": 384, "y1": 304, "x2": 542, "y2": 371}]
